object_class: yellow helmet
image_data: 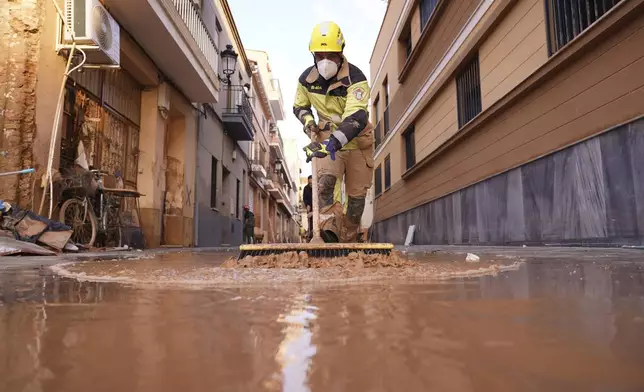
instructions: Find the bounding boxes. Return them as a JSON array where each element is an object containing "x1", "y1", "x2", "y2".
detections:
[{"x1": 309, "y1": 21, "x2": 345, "y2": 53}]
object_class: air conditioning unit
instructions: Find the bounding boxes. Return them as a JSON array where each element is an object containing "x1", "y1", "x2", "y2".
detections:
[{"x1": 63, "y1": 0, "x2": 120, "y2": 65}]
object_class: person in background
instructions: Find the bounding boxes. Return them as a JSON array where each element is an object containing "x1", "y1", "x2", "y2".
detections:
[
  {"x1": 243, "y1": 205, "x2": 255, "y2": 244},
  {"x1": 302, "y1": 175, "x2": 313, "y2": 241}
]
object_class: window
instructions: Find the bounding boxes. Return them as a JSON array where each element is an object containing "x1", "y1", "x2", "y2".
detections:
[
  {"x1": 236, "y1": 178, "x2": 241, "y2": 219},
  {"x1": 547, "y1": 0, "x2": 621, "y2": 54},
  {"x1": 384, "y1": 155, "x2": 391, "y2": 190},
  {"x1": 383, "y1": 77, "x2": 390, "y2": 135},
  {"x1": 400, "y1": 26, "x2": 412, "y2": 60},
  {"x1": 373, "y1": 96, "x2": 382, "y2": 148},
  {"x1": 210, "y1": 157, "x2": 218, "y2": 208},
  {"x1": 456, "y1": 54, "x2": 482, "y2": 128},
  {"x1": 403, "y1": 125, "x2": 416, "y2": 170},
  {"x1": 375, "y1": 165, "x2": 383, "y2": 196},
  {"x1": 222, "y1": 166, "x2": 231, "y2": 213},
  {"x1": 420, "y1": 0, "x2": 439, "y2": 30},
  {"x1": 373, "y1": 96, "x2": 380, "y2": 124}
]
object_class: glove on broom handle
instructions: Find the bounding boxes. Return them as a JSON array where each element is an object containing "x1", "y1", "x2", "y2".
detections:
[{"x1": 310, "y1": 130, "x2": 324, "y2": 244}]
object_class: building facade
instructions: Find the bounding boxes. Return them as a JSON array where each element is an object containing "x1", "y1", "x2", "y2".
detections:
[
  {"x1": 0, "y1": 0, "x2": 299, "y2": 248},
  {"x1": 2, "y1": 0, "x2": 224, "y2": 247},
  {"x1": 194, "y1": 0, "x2": 252, "y2": 247},
  {"x1": 246, "y1": 50, "x2": 299, "y2": 243},
  {"x1": 370, "y1": 0, "x2": 644, "y2": 246}
]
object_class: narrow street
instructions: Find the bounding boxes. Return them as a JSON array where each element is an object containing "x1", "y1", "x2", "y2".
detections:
[
  {"x1": 3, "y1": 0, "x2": 644, "y2": 390},
  {"x1": 1, "y1": 247, "x2": 644, "y2": 391}
]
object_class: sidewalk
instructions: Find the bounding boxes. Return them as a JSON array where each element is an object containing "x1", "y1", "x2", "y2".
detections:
[{"x1": 0, "y1": 246, "x2": 238, "y2": 270}]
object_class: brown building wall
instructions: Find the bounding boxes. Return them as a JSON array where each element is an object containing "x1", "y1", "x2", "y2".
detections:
[
  {"x1": 479, "y1": 0, "x2": 548, "y2": 109},
  {"x1": 390, "y1": 0, "x2": 479, "y2": 128},
  {"x1": 372, "y1": 0, "x2": 490, "y2": 187},
  {"x1": 414, "y1": 81, "x2": 458, "y2": 162},
  {"x1": 370, "y1": 0, "x2": 406, "y2": 86},
  {"x1": 371, "y1": 0, "x2": 644, "y2": 243}
]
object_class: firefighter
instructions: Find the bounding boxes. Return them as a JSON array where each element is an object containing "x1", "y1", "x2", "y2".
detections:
[{"x1": 295, "y1": 21, "x2": 374, "y2": 243}]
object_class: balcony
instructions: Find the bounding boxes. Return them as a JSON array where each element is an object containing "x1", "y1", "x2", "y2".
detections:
[
  {"x1": 268, "y1": 174, "x2": 295, "y2": 217},
  {"x1": 266, "y1": 173, "x2": 293, "y2": 210},
  {"x1": 222, "y1": 85, "x2": 254, "y2": 141},
  {"x1": 251, "y1": 160, "x2": 267, "y2": 179},
  {"x1": 103, "y1": 0, "x2": 219, "y2": 102},
  {"x1": 269, "y1": 128, "x2": 285, "y2": 160},
  {"x1": 262, "y1": 178, "x2": 274, "y2": 189},
  {"x1": 268, "y1": 79, "x2": 285, "y2": 121},
  {"x1": 277, "y1": 197, "x2": 295, "y2": 217}
]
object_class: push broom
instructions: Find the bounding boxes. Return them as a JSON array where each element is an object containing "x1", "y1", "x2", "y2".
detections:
[{"x1": 238, "y1": 130, "x2": 394, "y2": 259}]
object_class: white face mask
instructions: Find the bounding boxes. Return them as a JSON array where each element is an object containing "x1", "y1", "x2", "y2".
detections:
[{"x1": 317, "y1": 59, "x2": 339, "y2": 80}]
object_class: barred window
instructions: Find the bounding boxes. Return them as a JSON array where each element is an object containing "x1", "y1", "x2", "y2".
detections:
[
  {"x1": 375, "y1": 165, "x2": 383, "y2": 196},
  {"x1": 403, "y1": 125, "x2": 416, "y2": 170},
  {"x1": 547, "y1": 0, "x2": 622, "y2": 54},
  {"x1": 456, "y1": 54, "x2": 482, "y2": 128},
  {"x1": 384, "y1": 155, "x2": 391, "y2": 190},
  {"x1": 420, "y1": 0, "x2": 440, "y2": 30}
]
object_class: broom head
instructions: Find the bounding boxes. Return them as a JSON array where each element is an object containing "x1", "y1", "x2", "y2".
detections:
[{"x1": 238, "y1": 242, "x2": 394, "y2": 259}]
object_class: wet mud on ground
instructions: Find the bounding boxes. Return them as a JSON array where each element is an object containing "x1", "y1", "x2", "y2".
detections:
[
  {"x1": 1, "y1": 247, "x2": 644, "y2": 391},
  {"x1": 48, "y1": 250, "x2": 523, "y2": 288}
]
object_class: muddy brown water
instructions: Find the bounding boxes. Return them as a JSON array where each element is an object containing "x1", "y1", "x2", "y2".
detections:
[{"x1": 1, "y1": 250, "x2": 644, "y2": 392}]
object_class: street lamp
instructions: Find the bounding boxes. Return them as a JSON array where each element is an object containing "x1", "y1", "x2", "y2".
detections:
[
  {"x1": 275, "y1": 159, "x2": 283, "y2": 173},
  {"x1": 220, "y1": 44, "x2": 238, "y2": 83}
]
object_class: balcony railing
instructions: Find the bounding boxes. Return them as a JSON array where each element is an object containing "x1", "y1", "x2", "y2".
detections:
[
  {"x1": 221, "y1": 85, "x2": 254, "y2": 140},
  {"x1": 171, "y1": 0, "x2": 219, "y2": 74},
  {"x1": 223, "y1": 85, "x2": 252, "y2": 117},
  {"x1": 271, "y1": 172, "x2": 283, "y2": 188}
]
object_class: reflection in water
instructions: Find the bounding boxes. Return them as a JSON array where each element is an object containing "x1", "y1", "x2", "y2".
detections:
[
  {"x1": 276, "y1": 294, "x2": 318, "y2": 392},
  {"x1": 0, "y1": 258, "x2": 643, "y2": 391}
]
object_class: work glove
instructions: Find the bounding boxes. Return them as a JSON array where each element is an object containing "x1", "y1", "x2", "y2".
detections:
[
  {"x1": 303, "y1": 120, "x2": 319, "y2": 137},
  {"x1": 303, "y1": 136, "x2": 342, "y2": 163}
]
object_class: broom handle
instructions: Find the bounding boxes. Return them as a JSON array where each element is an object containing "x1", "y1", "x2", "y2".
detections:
[{"x1": 310, "y1": 131, "x2": 322, "y2": 242}]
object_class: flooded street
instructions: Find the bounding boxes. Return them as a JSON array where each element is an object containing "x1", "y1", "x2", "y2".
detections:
[{"x1": 1, "y1": 249, "x2": 644, "y2": 391}]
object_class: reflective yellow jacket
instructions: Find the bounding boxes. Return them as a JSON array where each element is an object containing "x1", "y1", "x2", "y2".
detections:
[{"x1": 293, "y1": 58, "x2": 371, "y2": 150}]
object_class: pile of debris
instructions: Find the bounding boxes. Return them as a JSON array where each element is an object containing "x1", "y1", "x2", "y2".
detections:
[
  {"x1": 0, "y1": 200, "x2": 77, "y2": 256},
  {"x1": 222, "y1": 251, "x2": 418, "y2": 269}
]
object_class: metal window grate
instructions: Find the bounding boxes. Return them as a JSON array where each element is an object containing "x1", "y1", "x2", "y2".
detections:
[
  {"x1": 420, "y1": 0, "x2": 439, "y2": 30},
  {"x1": 383, "y1": 78, "x2": 390, "y2": 136},
  {"x1": 456, "y1": 55, "x2": 482, "y2": 128},
  {"x1": 548, "y1": 0, "x2": 621, "y2": 54},
  {"x1": 384, "y1": 108, "x2": 390, "y2": 135},
  {"x1": 403, "y1": 125, "x2": 416, "y2": 170},
  {"x1": 375, "y1": 121, "x2": 382, "y2": 148},
  {"x1": 384, "y1": 155, "x2": 391, "y2": 190},
  {"x1": 375, "y1": 165, "x2": 383, "y2": 196}
]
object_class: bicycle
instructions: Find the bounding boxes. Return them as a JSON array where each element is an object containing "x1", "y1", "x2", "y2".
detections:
[{"x1": 58, "y1": 169, "x2": 122, "y2": 248}]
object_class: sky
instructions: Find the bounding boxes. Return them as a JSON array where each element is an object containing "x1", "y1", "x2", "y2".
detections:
[{"x1": 228, "y1": 0, "x2": 388, "y2": 177}]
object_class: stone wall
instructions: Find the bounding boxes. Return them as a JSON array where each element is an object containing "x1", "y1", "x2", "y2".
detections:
[
  {"x1": 372, "y1": 117, "x2": 644, "y2": 246},
  {"x1": 0, "y1": 0, "x2": 44, "y2": 207}
]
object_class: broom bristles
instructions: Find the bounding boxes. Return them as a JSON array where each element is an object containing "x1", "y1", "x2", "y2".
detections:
[{"x1": 237, "y1": 243, "x2": 394, "y2": 260}]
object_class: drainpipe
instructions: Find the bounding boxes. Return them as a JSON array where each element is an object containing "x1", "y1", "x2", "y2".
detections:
[{"x1": 194, "y1": 104, "x2": 204, "y2": 247}]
